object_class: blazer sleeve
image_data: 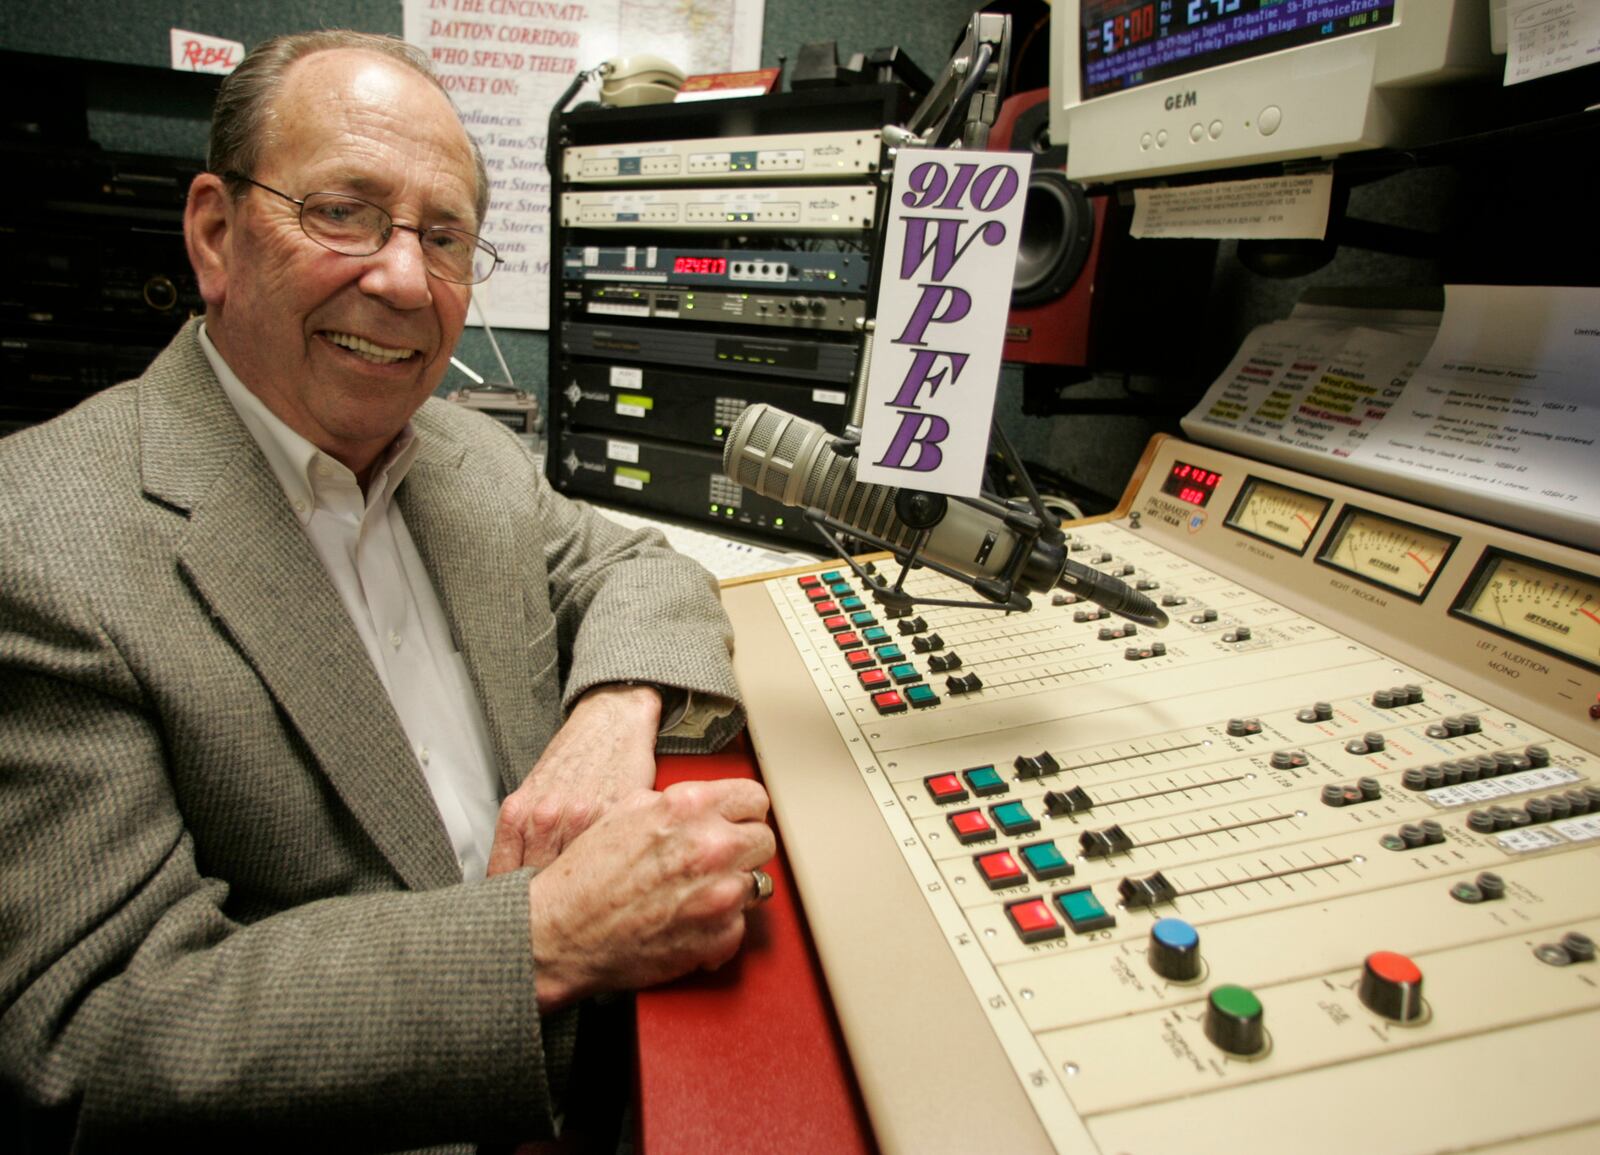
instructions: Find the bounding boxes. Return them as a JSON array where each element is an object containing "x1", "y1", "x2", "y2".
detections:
[
  {"x1": 0, "y1": 529, "x2": 559, "y2": 1152},
  {"x1": 506, "y1": 431, "x2": 747, "y2": 754}
]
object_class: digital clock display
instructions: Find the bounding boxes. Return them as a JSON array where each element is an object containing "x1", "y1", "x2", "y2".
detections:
[
  {"x1": 672, "y1": 256, "x2": 728, "y2": 276},
  {"x1": 1161, "y1": 460, "x2": 1222, "y2": 507}
]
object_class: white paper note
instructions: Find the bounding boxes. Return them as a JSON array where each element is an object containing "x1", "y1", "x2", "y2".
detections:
[{"x1": 1183, "y1": 286, "x2": 1600, "y2": 550}]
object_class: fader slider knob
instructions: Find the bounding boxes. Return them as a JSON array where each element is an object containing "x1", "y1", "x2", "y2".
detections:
[{"x1": 1359, "y1": 951, "x2": 1426, "y2": 1023}]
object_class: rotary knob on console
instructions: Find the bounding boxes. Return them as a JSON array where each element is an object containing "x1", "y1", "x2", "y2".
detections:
[
  {"x1": 1358, "y1": 951, "x2": 1426, "y2": 1022},
  {"x1": 1147, "y1": 917, "x2": 1202, "y2": 982},
  {"x1": 1204, "y1": 984, "x2": 1266, "y2": 1056}
]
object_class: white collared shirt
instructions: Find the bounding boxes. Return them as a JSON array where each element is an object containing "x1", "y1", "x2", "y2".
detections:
[{"x1": 201, "y1": 325, "x2": 500, "y2": 880}]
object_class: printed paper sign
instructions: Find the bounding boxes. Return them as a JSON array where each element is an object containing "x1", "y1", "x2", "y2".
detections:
[
  {"x1": 403, "y1": 0, "x2": 763, "y2": 331},
  {"x1": 1131, "y1": 173, "x2": 1332, "y2": 240},
  {"x1": 856, "y1": 150, "x2": 1030, "y2": 497},
  {"x1": 170, "y1": 28, "x2": 244, "y2": 74}
]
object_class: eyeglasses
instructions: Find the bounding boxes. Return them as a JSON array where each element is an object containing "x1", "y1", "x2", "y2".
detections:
[{"x1": 224, "y1": 172, "x2": 502, "y2": 285}]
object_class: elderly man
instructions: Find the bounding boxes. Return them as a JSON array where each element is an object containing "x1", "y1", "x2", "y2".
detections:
[{"x1": 0, "y1": 30, "x2": 774, "y2": 1153}]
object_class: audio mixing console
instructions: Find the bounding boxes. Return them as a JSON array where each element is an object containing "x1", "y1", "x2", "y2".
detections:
[{"x1": 722, "y1": 435, "x2": 1600, "y2": 1154}]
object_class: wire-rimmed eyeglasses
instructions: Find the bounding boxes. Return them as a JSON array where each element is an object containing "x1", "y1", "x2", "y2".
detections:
[{"x1": 223, "y1": 172, "x2": 501, "y2": 285}]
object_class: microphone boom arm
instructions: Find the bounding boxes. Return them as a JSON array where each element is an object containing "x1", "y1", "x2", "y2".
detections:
[
  {"x1": 804, "y1": 425, "x2": 1056, "y2": 615},
  {"x1": 802, "y1": 502, "x2": 1037, "y2": 614}
]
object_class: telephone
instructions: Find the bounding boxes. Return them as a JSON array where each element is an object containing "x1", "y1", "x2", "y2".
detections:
[{"x1": 599, "y1": 54, "x2": 685, "y2": 107}]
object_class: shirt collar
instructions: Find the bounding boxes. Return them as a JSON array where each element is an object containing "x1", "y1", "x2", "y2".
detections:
[{"x1": 199, "y1": 323, "x2": 421, "y2": 521}]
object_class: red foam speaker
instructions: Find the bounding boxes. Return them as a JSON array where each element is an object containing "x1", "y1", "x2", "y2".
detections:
[{"x1": 991, "y1": 88, "x2": 1108, "y2": 367}]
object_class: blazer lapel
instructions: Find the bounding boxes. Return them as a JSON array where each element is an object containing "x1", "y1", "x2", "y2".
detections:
[
  {"x1": 397, "y1": 421, "x2": 542, "y2": 798},
  {"x1": 140, "y1": 324, "x2": 461, "y2": 890}
]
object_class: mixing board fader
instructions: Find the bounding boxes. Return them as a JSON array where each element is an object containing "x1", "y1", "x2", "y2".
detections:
[{"x1": 725, "y1": 435, "x2": 1600, "y2": 1155}]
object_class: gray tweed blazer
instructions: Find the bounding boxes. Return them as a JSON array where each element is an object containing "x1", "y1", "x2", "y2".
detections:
[{"x1": 0, "y1": 320, "x2": 743, "y2": 1152}]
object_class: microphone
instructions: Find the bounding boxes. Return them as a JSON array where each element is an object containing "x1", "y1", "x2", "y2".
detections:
[{"x1": 723, "y1": 404, "x2": 1167, "y2": 628}]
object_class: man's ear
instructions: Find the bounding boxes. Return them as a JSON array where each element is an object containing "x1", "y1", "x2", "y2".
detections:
[{"x1": 185, "y1": 172, "x2": 233, "y2": 310}]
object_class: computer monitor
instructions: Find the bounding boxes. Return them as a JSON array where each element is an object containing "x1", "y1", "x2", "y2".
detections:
[{"x1": 1049, "y1": 1, "x2": 1495, "y2": 184}]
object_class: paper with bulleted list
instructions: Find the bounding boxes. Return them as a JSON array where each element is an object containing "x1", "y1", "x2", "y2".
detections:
[{"x1": 1181, "y1": 285, "x2": 1600, "y2": 551}]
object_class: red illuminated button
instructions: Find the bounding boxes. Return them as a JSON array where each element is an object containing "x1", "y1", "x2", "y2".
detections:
[
  {"x1": 822, "y1": 615, "x2": 849, "y2": 633},
  {"x1": 798, "y1": 575, "x2": 822, "y2": 589},
  {"x1": 813, "y1": 600, "x2": 839, "y2": 616},
  {"x1": 923, "y1": 772, "x2": 968, "y2": 806},
  {"x1": 859, "y1": 668, "x2": 890, "y2": 689},
  {"x1": 975, "y1": 849, "x2": 1026, "y2": 890},
  {"x1": 1359, "y1": 951, "x2": 1426, "y2": 1022},
  {"x1": 872, "y1": 689, "x2": 906, "y2": 714},
  {"x1": 845, "y1": 650, "x2": 876, "y2": 670},
  {"x1": 1005, "y1": 897, "x2": 1064, "y2": 944},
  {"x1": 834, "y1": 632, "x2": 862, "y2": 651},
  {"x1": 947, "y1": 808, "x2": 995, "y2": 844},
  {"x1": 806, "y1": 587, "x2": 829, "y2": 602}
]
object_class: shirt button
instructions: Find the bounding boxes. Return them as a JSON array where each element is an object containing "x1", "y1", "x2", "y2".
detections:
[
  {"x1": 389, "y1": 631, "x2": 402, "y2": 649},
  {"x1": 292, "y1": 499, "x2": 307, "y2": 513},
  {"x1": 417, "y1": 746, "x2": 430, "y2": 765}
]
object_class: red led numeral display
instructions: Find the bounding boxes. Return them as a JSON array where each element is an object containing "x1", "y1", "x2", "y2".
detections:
[
  {"x1": 1161, "y1": 460, "x2": 1222, "y2": 507},
  {"x1": 673, "y1": 256, "x2": 727, "y2": 275}
]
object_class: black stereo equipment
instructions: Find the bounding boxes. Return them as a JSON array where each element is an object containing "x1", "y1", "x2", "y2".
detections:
[
  {"x1": 2, "y1": 145, "x2": 204, "y2": 433},
  {"x1": 553, "y1": 430, "x2": 811, "y2": 542},
  {"x1": 554, "y1": 360, "x2": 850, "y2": 448},
  {"x1": 561, "y1": 322, "x2": 861, "y2": 384}
]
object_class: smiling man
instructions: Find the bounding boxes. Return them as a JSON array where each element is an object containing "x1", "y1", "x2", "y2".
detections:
[
  {"x1": 0, "y1": 31, "x2": 773, "y2": 1154},
  {"x1": 190, "y1": 45, "x2": 482, "y2": 484}
]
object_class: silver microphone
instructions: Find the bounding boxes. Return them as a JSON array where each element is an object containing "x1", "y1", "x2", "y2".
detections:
[{"x1": 722, "y1": 403, "x2": 1168, "y2": 626}]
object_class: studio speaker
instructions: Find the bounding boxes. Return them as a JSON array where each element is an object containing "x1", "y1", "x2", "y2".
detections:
[{"x1": 990, "y1": 88, "x2": 1109, "y2": 367}]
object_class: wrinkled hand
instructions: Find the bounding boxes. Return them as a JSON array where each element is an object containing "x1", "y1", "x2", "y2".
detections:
[
  {"x1": 487, "y1": 683, "x2": 662, "y2": 875},
  {"x1": 527, "y1": 777, "x2": 775, "y2": 1012}
]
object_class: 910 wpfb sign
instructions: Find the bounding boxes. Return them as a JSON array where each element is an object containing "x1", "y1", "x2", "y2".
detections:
[{"x1": 858, "y1": 151, "x2": 1029, "y2": 498}]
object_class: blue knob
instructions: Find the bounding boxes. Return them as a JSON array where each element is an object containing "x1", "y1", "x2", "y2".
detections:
[{"x1": 1148, "y1": 917, "x2": 1202, "y2": 981}]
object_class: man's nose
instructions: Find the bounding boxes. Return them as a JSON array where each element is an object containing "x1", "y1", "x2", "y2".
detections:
[{"x1": 360, "y1": 225, "x2": 434, "y2": 307}]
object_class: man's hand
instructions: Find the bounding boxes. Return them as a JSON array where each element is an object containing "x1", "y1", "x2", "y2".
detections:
[
  {"x1": 527, "y1": 778, "x2": 776, "y2": 1012},
  {"x1": 487, "y1": 683, "x2": 662, "y2": 875}
]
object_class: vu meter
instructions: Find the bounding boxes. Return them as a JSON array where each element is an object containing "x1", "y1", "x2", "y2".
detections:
[
  {"x1": 1453, "y1": 550, "x2": 1600, "y2": 673},
  {"x1": 1226, "y1": 477, "x2": 1331, "y2": 555},
  {"x1": 1318, "y1": 508, "x2": 1458, "y2": 600}
]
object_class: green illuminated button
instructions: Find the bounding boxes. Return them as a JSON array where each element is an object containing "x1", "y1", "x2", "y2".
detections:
[
  {"x1": 820, "y1": 571, "x2": 844, "y2": 583},
  {"x1": 962, "y1": 764, "x2": 1008, "y2": 797},
  {"x1": 990, "y1": 800, "x2": 1039, "y2": 836},
  {"x1": 905, "y1": 683, "x2": 940, "y2": 709},
  {"x1": 863, "y1": 627, "x2": 892, "y2": 645},
  {"x1": 874, "y1": 644, "x2": 905, "y2": 663},
  {"x1": 1054, "y1": 887, "x2": 1115, "y2": 933},
  {"x1": 888, "y1": 663, "x2": 922, "y2": 685},
  {"x1": 850, "y1": 611, "x2": 878, "y2": 628},
  {"x1": 1018, "y1": 840, "x2": 1074, "y2": 881},
  {"x1": 839, "y1": 597, "x2": 866, "y2": 612},
  {"x1": 1205, "y1": 984, "x2": 1265, "y2": 1055}
]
